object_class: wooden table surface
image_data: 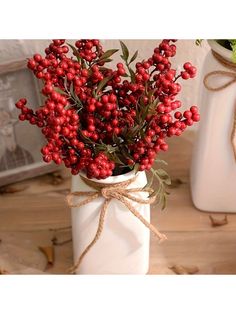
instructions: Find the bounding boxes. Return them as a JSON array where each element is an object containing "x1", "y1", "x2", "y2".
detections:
[{"x1": 1, "y1": 131, "x2": 236, "y2": 275}]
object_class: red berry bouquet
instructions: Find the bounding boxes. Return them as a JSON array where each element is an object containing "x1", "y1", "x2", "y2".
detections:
[{"x1": 15, "y1": 39, "x2": 199, "y2": 207}]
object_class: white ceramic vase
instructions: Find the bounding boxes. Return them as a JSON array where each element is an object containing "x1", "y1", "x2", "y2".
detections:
[
  {"x1": 71, "y1": 170, "x2": 150, "y2": 274},
  {"x1": 191, "y1": 40, "x2": 236, "y2": 213}
]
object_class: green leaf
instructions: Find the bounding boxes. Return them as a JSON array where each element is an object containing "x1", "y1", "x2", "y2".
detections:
[
  {"x1": 164, "y1": 177, "x2": 171, "y2": 185},
  {"x1": 54, "y1": 87, "x2": 67, "y2": 95},
  {"x1": 120, "y1": 55, "x2": 127, "y2": 62},
  {"x1": 121, "y1": 125, "x2": 128, "y2": 137},
  {"x1": 73, "y1": 91, "x2": 83, "y2": 107},
  {"x1": 133, "y1": 163, "x2": 139, "y2": 174},
  {"x1": 99, "y1": 58, "x2": 113, "y2": 63},
  {"x1": 106, "y1": 145, "x2": 119, "y2": 154},
  {"x1": 129, "y1": 50, "x2": 138, "y2": 64},
  {"x1": 98, "y1": 49, "x2": 119, "y2": 61},
  {"x1": 154, "y1": 159, "x2": 168, "y2": 166},
  {"x1": 64, "y1": 76, "x2": 69, "y2": 93},
  {"x1": 126, "y1": 125, "x2": 140, "y2": 138},
  {"x1": 67, "y1": 43, "x2": 81, "y2": 62},
  {"x1": 157, "y1": 168, "x2": 170, "y2": 179},
  {"x1": 150, "y1": 167, "x2": 171, "y2": 210},
  {"x1": 232, "y1": 48, "x2": 236, "y2": 63},
  {"x1": 112, "y1": 154, "x2": 125, "y2": 165},
  {"x1": 195, "y1": 39, "x2": 202, "y2": 46},
  {"x1": 78, "y1": 129, "x2": 94, "y2": 144},
  {"x1": 99, "y1": 66, "x2": 111, "y2": 72},
  {"x1": 65, "y1": 81, "x2": 83, "y2": 108},
  {"x1": 229, "y1": 40, "x2": 236, "y2": 63},
  {"x1": 148, "y1": 88, "x2": 158, "y2": 101},
  {"x1": 120, "y1": 146, "x2": 133, "y2": 160},
  {"x1": 161, "y1": 194, "x2": 167, "y2": 210},
  {"x1": 95, "y1": 75, "x2": 112, "y2": 95},
  {"x1": 140, "y1": 103, "x2": 150, "y2": 121},
  {"x1": 129, "y1": 68, "x2": 136, "y2": 83},
  {"x1": 120, "y1": 40, "x2": 129, "y2": 61},
  {"x1": 70, "y1": 82, "x2": 75, "y2": 97},
  {"x1": 112, "y1": 133, "x2": 123, "y2": 145}
]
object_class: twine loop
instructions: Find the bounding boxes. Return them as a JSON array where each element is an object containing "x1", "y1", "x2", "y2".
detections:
[
  {"x1": 67, "y1": 174, "x2": 167, "y2": 274},
  {"x1": 204, "y1": 50, "x2": 236, "y2": 91}
]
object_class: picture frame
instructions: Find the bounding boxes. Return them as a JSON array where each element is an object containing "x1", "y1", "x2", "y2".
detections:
[{"x1": 0, "y1": 59, "x2": 58, "y2": 187}]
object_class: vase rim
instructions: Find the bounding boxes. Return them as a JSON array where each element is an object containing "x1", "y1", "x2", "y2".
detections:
[
  {"x1": 207, "y1": 40, "x2": 232, "y2": 62},
  {"x1": 79, "y1": 168, "x2": 138, "y2": 184}
]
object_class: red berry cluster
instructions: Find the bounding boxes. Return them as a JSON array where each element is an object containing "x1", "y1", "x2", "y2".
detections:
[
  {"x1": 15, "y1": 39, "x2": 199, "y2": 179},
  {"x1": 181, "y1": 62, "x2": 197, "y2": 80},
  {"x1": 86, "y1": 152, "x2": 115, "y2": 179},
  {"x1": 75, "y1": 40, "x2": 103, "y2": 63}
]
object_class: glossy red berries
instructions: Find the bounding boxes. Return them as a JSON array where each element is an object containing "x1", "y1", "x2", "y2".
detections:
[{"x1": 15, "y1": 39, "x2": 199, "y2": 179}]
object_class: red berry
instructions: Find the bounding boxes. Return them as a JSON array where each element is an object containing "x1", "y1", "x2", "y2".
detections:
[
  {"x1": 109, "y1": 94, "x2": 117, "y2": 103},
  {"x1": 139, "y1": 165, "x2": 146, "y2": 171},
  {"x1": 27, "y1": 59, "x2": 36, "y2": 69},
  {"x1": 192, "y1": 113, "x2": 200, "y2": 122},
  {"x1": 62, "y1": 127, "x2": 70, "y2": 136},
  {"x1": 15, "y1": 101, "x2": 24, "y2": 109},
  {"x1": 181, "y1": 71, "x2": 190, "y2": 80},
  {"x1": 190, "y1": 106, "x2": 198, "y2": 114},
  {"x1": 160, "y1": 143, "x2": 168, "y2": 151},
  {"x1": 88, "y1": 104, "x2": 96, "y2": 112},
  {"x1": 188, "y1": 66, "x2": 197, "y2": 76},
  {"x1": 186, "y1": 119, "x2": 194, "y2": 126},
  {"x1": 66, "y1": 73, "x2": 74, "y2": 81},
  {"x1": 43, "y1": 155, "x2": 52, "y2": 163},
  {"x1": 19, "y1": 114, "x2": 26, "y2": 121},
  {"x1": 81, "y1": 69, "x2": 88, "y2": 77},
  {"x1": 183, "y1": 111, "x2": 192, "y2": 119},
  {"x1": 183, "y1": 62, "x2": 192, "y2": 70},
  {"x1": 56, "y1": 68, "x2": 64, "y2": 76},
  {"x1": 160, "y1": 115, "x2": 169, "y2": 124},
  {"x1": 88, "y1": 125, "x2": 95, "y2": 132},
  {"x1": 34, "y1": 54, "x2": 42, "y2": 62},
  {"x1": 101, "y1": 95, "x2": 109, "y2": 104}
]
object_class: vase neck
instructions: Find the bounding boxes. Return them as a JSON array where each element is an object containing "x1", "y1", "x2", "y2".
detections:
[
  {"x1": 79, "y1": 169, "x2": 137, "y2": 185},
  {"x1": 80, "y1": 174, "x2": 137, "y2": 190}
]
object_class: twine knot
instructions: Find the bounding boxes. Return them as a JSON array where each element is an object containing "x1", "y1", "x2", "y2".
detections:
[
  {"x1": 67, "y1": 174, "x2": 167, "y2": 274},
  {"x1": 101, "y1": 186, "x2": 116, "y2": 199}
]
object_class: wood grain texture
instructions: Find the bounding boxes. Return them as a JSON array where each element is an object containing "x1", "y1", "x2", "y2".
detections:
[{"x1": 0, "y1": 131, "x2": 236, "y2": 274}]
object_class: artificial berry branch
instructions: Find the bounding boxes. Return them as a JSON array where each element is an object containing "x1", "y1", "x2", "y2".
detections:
[{"x1": 15, "y1": 39, "x2": 199, "y2": 188}]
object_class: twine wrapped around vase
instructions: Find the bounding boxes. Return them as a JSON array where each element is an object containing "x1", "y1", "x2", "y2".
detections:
[
  {"x1": 67, "y1": 174, "x2": 167, "y2": 274},
  {"x1": 203, "y1": 50, "x2": 236, "y2": 160}
]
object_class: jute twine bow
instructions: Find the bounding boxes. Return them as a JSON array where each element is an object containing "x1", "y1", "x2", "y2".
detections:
[
  {"x1": 67, "y1": 175, "x2": 167, "y2": 274},
  {"x1": 204, "y1": 51, "x2": 236, "y2": 91},
  {"x1": 203, "y1": 50, "x2": 236, "y2": 160}
]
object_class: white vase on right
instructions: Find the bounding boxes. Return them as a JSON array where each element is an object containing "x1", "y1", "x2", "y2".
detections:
[{"x1": 190, "y1": 40, "x2": 236, "y2": 213}]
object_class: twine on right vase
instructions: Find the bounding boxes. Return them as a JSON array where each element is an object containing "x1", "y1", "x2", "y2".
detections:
[{"x1": 203, "y1": 50, "x2": 236, "y2": 161}]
